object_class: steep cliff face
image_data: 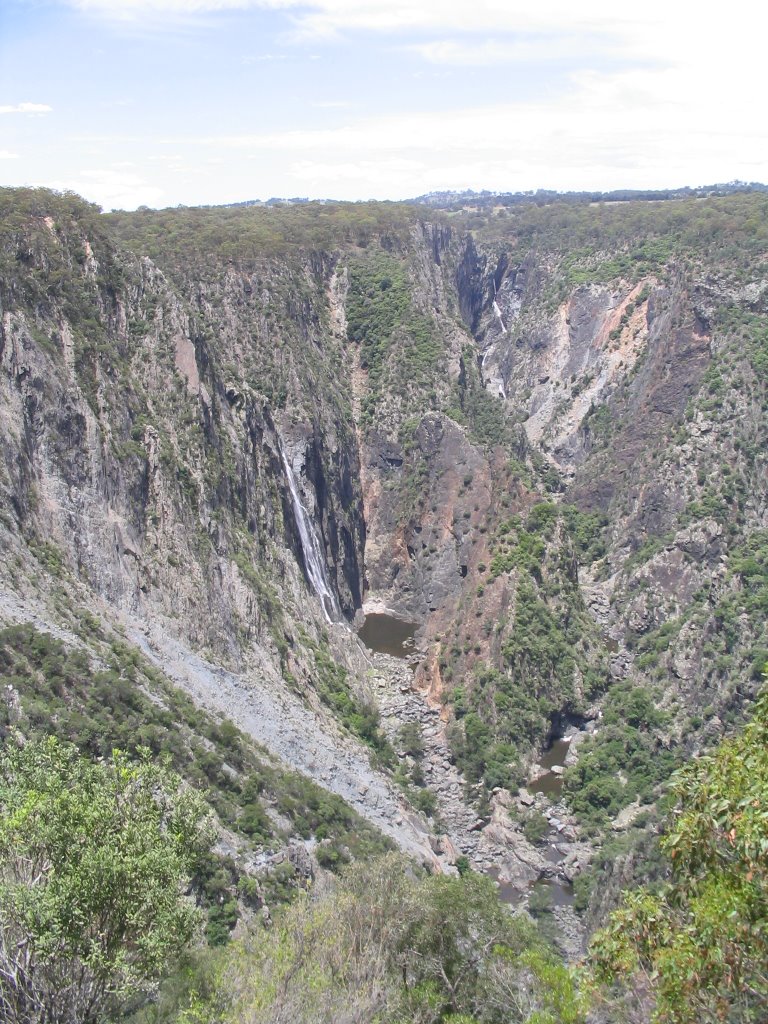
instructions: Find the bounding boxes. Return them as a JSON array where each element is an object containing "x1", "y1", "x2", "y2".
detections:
[
  {"x1": 2, "y1": 187, "x2": 768, "y2": 943},
  {"x1": 440, "y1": 208, "x2": 768, "y2": 914},
  {"x1": 0, "y1": 204, "x2": 356, "y2": 650}
]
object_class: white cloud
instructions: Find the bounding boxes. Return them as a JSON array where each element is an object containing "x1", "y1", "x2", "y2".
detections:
[
  {"x1": 0, "y1": 151, "x2": 20, "y2": 159},
  {"x1": 408, "y1": 36, "x2": 603, "y2": 67},
  {"x1": 0, "y1": 103, "x2": 52, "y2": 115},
  {"x1": 72, "y1": 0, "x2": 268, "y2": 13},
  {"x1": 157, "y1": 59, "x2": 767, "y2": 197},
  {"x1": 61, "y1": 0, "x2": 768, "y2": 90},
  {"x1": 34, "y1": 0, "x2": 768, "y2": 205},
  {"x1": 46, "y1": 168, "x2": 165, "y2": 210},
  {"x1": 61, "y1": 0, "x2": 768, "y2": 102},
  {"x1": 177, "y1": 68, "x2": 736, "y2": 156}
]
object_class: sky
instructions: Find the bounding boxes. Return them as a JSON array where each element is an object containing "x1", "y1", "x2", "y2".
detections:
[{"x1": 1, "y1": 0, "x2": 767, "y2": 211}]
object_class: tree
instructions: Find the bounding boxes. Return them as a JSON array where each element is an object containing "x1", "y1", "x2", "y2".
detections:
[
  {"x1": 0, "y1": 737, "x2": 212, "y2": 1024},
  {"x1": 590, "y1": 685, "x2": 768, "y2": 1022},
  {"x1": 192, "y1": 854, "x2": 587, "y2": 1024}
]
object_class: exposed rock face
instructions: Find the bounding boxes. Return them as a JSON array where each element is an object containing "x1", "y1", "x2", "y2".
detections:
[{"x1": 362, "y1": 412, "x2": 492, "y2": 626}]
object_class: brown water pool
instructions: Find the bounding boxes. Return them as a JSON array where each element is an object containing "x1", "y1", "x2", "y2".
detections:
[
  {"x1": 358, "y1": 612, "x2": 418, "y2": 659},
  {"x1": 528, "y1": 738, "x2": 571, "y2": 796}
]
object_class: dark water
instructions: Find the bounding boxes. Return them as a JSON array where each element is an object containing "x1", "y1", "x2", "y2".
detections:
[
  {"x1": 527, "y1": 738, "x2": 571, "y2": 796},
  {"x1": 358, "y1": 613, "x2": 417, "y2": 659},
  {"x1": 487, "y1": 867, "x2": 522, "y2": 905},
  {"x1": 533, "y1": 876, "x2": 575, "y2": 909},
  {"x1": 542, "y1": 843, "x2": 562, "y2": 864},
  {"x1": 487, "y1": 867, "x2": 574, "y2": 910},
  {"x1": 489, "y1": 737, "x2": 577, "y2": 915}
]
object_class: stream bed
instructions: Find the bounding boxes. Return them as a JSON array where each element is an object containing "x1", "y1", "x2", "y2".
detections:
[{"x1": 525, "y1": 737, "x2": 577, "y2": 909}]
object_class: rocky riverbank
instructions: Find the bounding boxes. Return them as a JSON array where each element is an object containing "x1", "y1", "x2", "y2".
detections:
[{"x1": 369, "y1": 645, "x2": 590, "y2": 955}]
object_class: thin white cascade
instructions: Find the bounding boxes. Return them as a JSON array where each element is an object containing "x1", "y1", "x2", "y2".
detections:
[
  {"x1": 279, "y1": 441, "x2": 340, "y2": 623},
  {"x1": 492, "y1": 300, "x2": 507, "y2": 334},
  {"x1": 491, "y1": 277, "x2": 507, "y2": 334}
]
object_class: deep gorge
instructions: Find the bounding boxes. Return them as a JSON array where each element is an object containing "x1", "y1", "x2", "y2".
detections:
[{"x1": 1, "y1": 186, "x2": 768, "y2": 1015}]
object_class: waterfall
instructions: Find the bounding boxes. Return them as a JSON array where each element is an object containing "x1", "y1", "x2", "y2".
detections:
[
  {"x1": 491, "y1": 278, "x2": 507, "y2": 334},
  {"x1": 492, "y1": 300, "x2": 507, "y2": 334},
  {"x1": 279, "y1": 442, "x2": 340, "y2": 623}
]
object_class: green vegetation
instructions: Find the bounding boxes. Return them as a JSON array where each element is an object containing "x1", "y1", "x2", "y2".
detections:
[
  {"x1": 399, "y1": 720, "x2": 425, "y2": 759},
  {"x1": 0, "y1": 189, "x2": 128, "y2": 410},
  {"x1": 490, "y1": 502, "x2": 606, "y2": 580},
  {"x1": 347, "y1": 251, "x2": 410, "y2": 378},
  {"x1": 561, "y1": 505, "x2": 609, "y2": 565},
  {"x1": 478, "y1": 191, "x2": 768, "y2": 280},
  {"x1": 0, "y1": 738, "x2": 211, "y2": 1024},
  {"x1": 502, "y1": 580, "x2": 579, "y2": 706},
  {"x1": 623, "y1": 533, "x2": 673, "y2": 575},
  {"x1": 452, "y1": 345, "x2": 521, "y2": 451},
  {"x1": 0, "y1": 623, "x2": 277, "y2": 843},
  {"x1": 106, "y1": 200, "x2": 439, "y2": 273},
  {"x1": 0, "y1": 188, "x2": 123, "y2": 307},
  {"x1": 591, "y1": 683, "x2": 768, "y2": 1023},
  {"x1": 0, "y1": 624, "x2": 392, "y2": 931},
  {"x1": 346, "y1": 249, "x2": 445, "y2": 425},
  {"x1": 561, "y1": 238, "x2": 676, "y2": 288},
  {"x1": 4, "y1": 183, "x2": 768, "y2": 1022},
  {"x1": 448, "y1": 500, "x2": 610, "y2": 797},
  {"x1": 522, "y1": 810, "x2": 550, "y2": 845},
  {"x1": 173, "y1": 855, "x2": 587, "y2": 1024},
  {"x1": 563, "y1": 683, "x2": 677, "y2": 831},
  {"x1": 619, "y1": 529, "x2": 768, "y2": 728},
  {"x1": 27, "y1": 538, "x2": 68, "y2": 577},
  {"x1": 310, "y1": 639, "x2": 395, "y2": 766},
  {"x1": 449, "y1": 666, "x2": 537, "y2": 792},
  {"x1": 730, "y1": 531, "x2": 768, "y2": 619},
  {"x1": 580, "y1": 401, "x2": 614, "y2": 449}
]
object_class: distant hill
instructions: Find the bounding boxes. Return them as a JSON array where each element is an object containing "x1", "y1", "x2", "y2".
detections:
[{"x1": 408, "y1": 181, "x2": 768, "y2": 210}]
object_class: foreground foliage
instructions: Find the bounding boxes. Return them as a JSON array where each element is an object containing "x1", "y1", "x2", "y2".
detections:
[
  {"x1": 591, "y1": 685, "x2": 768, "y2": 1022},
  {"x1": 0, "y1": 623, "x2": 394, "y2": 938},
  {"x1": 0, "y1": 738, "x2": 212, "y2": 1024},
  {"x1": 172, "y1": 855, "x2": 586, "y2": 1024}
]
